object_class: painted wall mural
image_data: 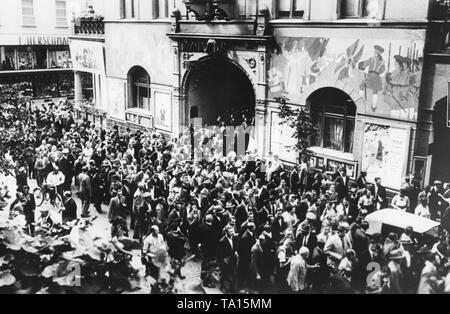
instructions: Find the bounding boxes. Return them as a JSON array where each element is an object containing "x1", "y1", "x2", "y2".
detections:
[{"x1": 269, "y1": 36, "x2": 425, "y2": 121}]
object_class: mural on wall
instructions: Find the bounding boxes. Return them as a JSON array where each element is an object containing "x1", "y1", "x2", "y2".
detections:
[
  {"x1": 361, "y1": 123, "x2": 410, "y2": 189},
  {"x1": 269, "y1": 36, "x2": 424, "y2": 121}
]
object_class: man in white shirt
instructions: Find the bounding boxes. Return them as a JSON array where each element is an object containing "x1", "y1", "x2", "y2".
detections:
[
  {"x1": 143, "y1": 225, "x2": 167, "y2": 279},
  {"x1": 46, "y1": 167, "x2": 65, "y2": 203}
]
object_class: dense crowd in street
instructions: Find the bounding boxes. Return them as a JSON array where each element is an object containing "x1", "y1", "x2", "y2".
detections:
[{"x1": 1, "y1": 99, "x2": 450, "y2": 294}]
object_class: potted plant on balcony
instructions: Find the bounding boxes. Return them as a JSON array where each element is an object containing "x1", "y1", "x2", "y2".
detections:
[
  {"x1": 437, "y1": 0, "x2": 450, "y2": 20},
  {"x1": 183, "y1": 0, "x2": 208, "y2": 19},
  {"x1": 211, "y1": 0, "x2": 235, "y2": 20}
]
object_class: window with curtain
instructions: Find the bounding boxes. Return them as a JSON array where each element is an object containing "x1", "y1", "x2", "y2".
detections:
[
  {"x1": 55, "y1": 0, "x2": 67, "y2": 26},
  {"x1": 22, "y1": 0, "x2": 36, "y2": 26},
  {"x1": 128, "y1": 67, "x2": 151, "y2": 110},
  {"x1": 278, "y1": 0, "x2": 306, "y2": 18},
  {"x1": 310, "y1": 89, "x2": 356, "y2": 153},
  {"x1": 341, "y1": 0, "x2": 380, "y2": 19},
  {"x1": 120, "y1": 0, "x2": 137, "y2": 19},
  {"x1": 153, "y1": 0, "x2": 170, "y2": 19}
]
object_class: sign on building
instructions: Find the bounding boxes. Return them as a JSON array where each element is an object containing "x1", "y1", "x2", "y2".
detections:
[{"x1": 69, "y1": 39, "x2": 105, "y2": 75}]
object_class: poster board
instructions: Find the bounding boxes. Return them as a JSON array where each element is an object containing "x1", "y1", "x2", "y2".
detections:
[
  {"x1": 270, "y1": 112, "x2": 298, "y2": 163},
  {"x1": 361, "y1": 122, "x2": 410, "y2": 189},
  {"x1": 70, "y1": 39, "x2": 105, "y2": 75},
  {"x1": 154, "y1": 91, "x2": 172, "y2": 133}
]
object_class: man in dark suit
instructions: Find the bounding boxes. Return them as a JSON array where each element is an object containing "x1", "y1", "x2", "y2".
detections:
[
  {"x1": 290, "y1": 166, "x2": 300, "y2": 195},
  {"x1": 108, "y1": 189, "x2": 128, "y2": 223},
  {"x1": 255, "y1": 179, "x2": 270, "y2": 210},
  {"x1": 272, "y1": 210, "x2": 287, "y2": 244},
  {"x1": 217, "y1": 226, "x2": 238, "y2": 292},
  {"x1": 58, "y1": 149, "x2": 73, "y2": 191},
  {"x1": 371, "y1": 177, "x2": 388, "y2": 210},
  {"x1": 62, "y1": 191, "x2": 77, "y2": 224},
  {"x1": 334, "y1": 168, "x2": 350, "y2": 203},
  {"x1": 295, "y1": 223, "x2": 317, "y2": 260},
  {"x1": 200, "y1": 215, "x2": 218, "y2": 288},
  {"x1": 356, "y1": 171, "x2": 368, "y2": 190},
  {"x1": 237, "y1": 223, "x2": 256, "y2": 288}
]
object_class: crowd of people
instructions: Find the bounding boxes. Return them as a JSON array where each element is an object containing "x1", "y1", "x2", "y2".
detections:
[{"x1": 2, "y1": 98, "x2": 450, "y2": 294}]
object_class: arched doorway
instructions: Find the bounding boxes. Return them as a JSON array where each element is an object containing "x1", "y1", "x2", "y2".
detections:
[
  {"x1": 307, "y1": 87, "x2": 357, "y2": 154},
  {"x1": 430, "y1": 97, "x2": 450, "y2": 182},
  {"x1": 184, "y1": 57, "x2": 256, "y2": 127}
]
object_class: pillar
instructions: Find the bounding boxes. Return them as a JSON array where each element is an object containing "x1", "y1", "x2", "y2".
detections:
[{"x1": 74, "y1": 71, "x2": 83, "y2": 107}]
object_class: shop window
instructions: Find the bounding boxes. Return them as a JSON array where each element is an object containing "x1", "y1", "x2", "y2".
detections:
[
  {"x1": 278, "y1": 0, "x2": 306, "y2": 18},
  {"x1": 341, "y1": 0, "x2": 380, "y2": 19},
  {"x1": 0, "y1": 47, "x2": 17, "y2": 71},
  {"x1": 128, "y1": 66, "x2": 151, "y2": 110},
  {"x1": 48, "y1": 49, "x2": 71, "y2": 69},
  {"x1": 22, "y1": 0, "x2": 36, "y2": 26},
  {"x1": 55, "y1": 0, "x2": 68, "y2": 27},
  {"x1": 310, "y1": 88, "x2": 356, "y2": 154}
]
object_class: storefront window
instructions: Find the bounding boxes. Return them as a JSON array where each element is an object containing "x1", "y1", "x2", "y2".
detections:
[
  {"x1": 310, "y1": 88, "x2": 356, "y2": 154},
  {"x1": 0, "y1": 47, "x2": 17, "y2": 70},
  {"x1": 128, "y1": 66, "x2": 151, "y2": 110},
  {"x1": 48, "y1": 49, "x2": 71, "y2": 68},
  {"x1": 17, "y1": 47, "x2": 36, "y2": 70}
]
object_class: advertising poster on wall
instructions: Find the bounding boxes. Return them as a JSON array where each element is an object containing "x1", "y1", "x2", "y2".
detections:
[
  {"x1": 361, "y1": 123, "x2": 410, "y2": 189},
  {"x1": 70, "y1": 39, "x2": 105, "y2": 75},
  {"x1": 154, "y1": 91, "x2": 172, "y2": 133},
  {"x1": 270, "y1": 113, "x2": 298, "y2": 163},
  {"x1": 269, "y1": 30, "x2": 425, "y2": 121}
]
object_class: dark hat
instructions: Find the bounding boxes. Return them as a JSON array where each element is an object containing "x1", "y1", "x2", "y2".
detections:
[
  {"x1": 374, "y1": 45, "x2": 384, "y2": 54},
  {"x1": 394, "y1": 55, "x2": 402, "y2": 63}
]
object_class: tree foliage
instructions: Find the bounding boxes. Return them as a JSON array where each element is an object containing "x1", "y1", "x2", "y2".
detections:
[{"x1": 276, "y1": 96, "x2": 318, "y2": 157}]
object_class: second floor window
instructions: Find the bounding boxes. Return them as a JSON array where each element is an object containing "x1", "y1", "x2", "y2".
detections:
[
  {"x1": 341, "y1": 0, "x2": 380, "y2": 19},
  {"x1": 120, "y1": 0, "x2": 137, "y2": 19},
  {"x1": 153, "y1": 0, "x2": 170, "y2": 19},
  {"x1": 278, "y1": 0, "x2": 306, "y2": 18},
  {"x1": 55, "y1": 0, "x2": 67, "y2": 27},
  {"x1": 22, "y1": 0, "x2": 36, "y2": 26}
]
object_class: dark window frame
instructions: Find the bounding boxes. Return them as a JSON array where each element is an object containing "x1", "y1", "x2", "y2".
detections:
[{"x1": 277, "y1": 0, "x2": 305, "y2": 19}]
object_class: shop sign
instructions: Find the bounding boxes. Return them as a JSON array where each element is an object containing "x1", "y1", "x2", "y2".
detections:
[{"x1": 19, "y1": 36, "x2": 69, "y2": 46}]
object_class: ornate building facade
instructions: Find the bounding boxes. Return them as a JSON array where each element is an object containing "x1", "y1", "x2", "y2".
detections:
[{"x1": 71, "y1": 0, "x2": 450, "y2": 191}]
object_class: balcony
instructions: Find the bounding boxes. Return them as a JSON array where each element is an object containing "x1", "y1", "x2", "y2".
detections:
[{"x1": 74, "y1": 17, "x2": 105, "y2": 36}]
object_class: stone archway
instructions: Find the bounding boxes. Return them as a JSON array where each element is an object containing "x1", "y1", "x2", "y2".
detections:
[{"x1": 182, "y1": 56, "x2": 257, "y2": 127}]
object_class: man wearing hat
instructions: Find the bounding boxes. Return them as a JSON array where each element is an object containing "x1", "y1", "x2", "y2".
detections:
[
  {"x1": 295, "y1": 222, "x2": 317, "y2": 260},
  {"x1": 429, "y1": 180, "x2": 443, "y2": 221},
  {"x1": 135, "y1": 192, "x2": 152, "y2": 242},
  {"x1": 358, "y1": 45, "x2": 386, "y2": 112},
  {"x1": 62, "y1": 191, "x2": 77, "y2": 223},
  {"x1": 58, "y1": 148, "x2": 74, "y2": 191},
  {"x1": 78, "y1": 166, "x2": 92, "y2": 218},
  {"x1": 324, "y1": 223, "x2": 353, "y2": 270}
]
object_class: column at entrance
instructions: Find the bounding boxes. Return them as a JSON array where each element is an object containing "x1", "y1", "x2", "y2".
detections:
[
  {"x1": 74, "y1": 71, "x2": 83, "y2": 107},
  {"x1": 255, "y1": 45, "x2": 269, "y2": 159}
]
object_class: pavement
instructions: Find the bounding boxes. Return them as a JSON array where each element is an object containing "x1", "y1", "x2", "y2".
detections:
[{"x1": 0, "y1": 174, "x2": 224, "y2": 294}]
